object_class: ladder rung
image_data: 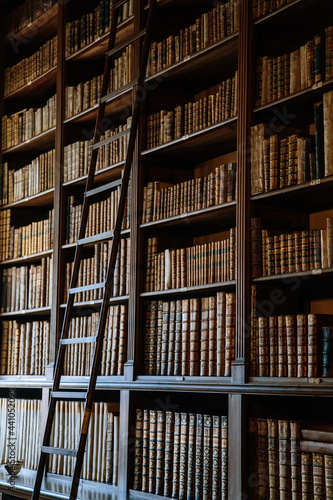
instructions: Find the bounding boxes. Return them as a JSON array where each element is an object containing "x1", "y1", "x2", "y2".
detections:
[
  {"x1": 101, "y1": 79, "x2": 137, "y2": 104},
  {"x1": 51, "y1": 391, "x2": 87, "y2": 401},
  {"x1": 86, "y1": 178, "x2": 122, "y2": 199},
  {"x1": 41, "y1": 446, "x2": 77, "y2": 458},
  {"x1": 107, "y1": 29, "x2": 146, "y2": 58},
  {"x1": 60, "y1": 336, "x2": 97, "y2": 346},
  {"x1": 77, "y1": 231, "x2": 114, "y2": 246},
  {"x1": 92, "y1": 128, "x2": 130, "y2": 151},
  {"x1": 69, "y1": 282, "x2": 106, "y2": 295}
]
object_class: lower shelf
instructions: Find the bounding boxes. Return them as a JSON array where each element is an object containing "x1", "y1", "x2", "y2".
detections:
[{"x1": 0, "y1": 468, "x2": 148, "y2": 500}]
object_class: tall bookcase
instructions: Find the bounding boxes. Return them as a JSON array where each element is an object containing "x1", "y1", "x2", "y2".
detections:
[{"x1": 0, "y1": 0, "x2": 333, "y2": 499}]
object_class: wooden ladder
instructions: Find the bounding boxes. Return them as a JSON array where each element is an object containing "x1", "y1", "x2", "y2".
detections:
[{"x1": 32, "y1": 0, "x2": 157, "y2": 498}]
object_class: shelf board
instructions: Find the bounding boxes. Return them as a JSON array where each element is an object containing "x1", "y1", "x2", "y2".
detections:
[
  {"x1": 64, "y1": 84, "x2": 132, "y2": 125},
  {"x1": 4, "y1": 67, "x2": 57, "y2": 101},
  {"x1": 248, "y1": 377, "x2": 333, "y2": 396},
  {"x1": 141, "y1": 117, "x2": 237, "y2": 161},
  {"x1": 254, "y1": 77, "x2": 333, "y2": 116},
  {"x1": 0, "y1": 306, "x2": 51, "y2": 317},
  {"x1": 254, "y1": 0, "x2": 333, "y2": 28},
  {"x1": 251, "y1": 175, "x2": 333, "y2": 212},
  {"x1": 141, "y1": 201, "x2": 236, "y2": 233},
  {"x1": 66, "y1": 16, "x2": 134, "y2": 62},
  {"x1": 59, "y1": 375, "x2": 125, "y2": 389},
  {"x1": 0, "y1": 249, "x2": 53, "y2": 266},
  {"x1": 62, "y1": 229, "x2": 130, "y2": 251},
  {"x1": 59, "y1": 295, "x2": 129, "y2": 310},
  {"x1": 0, "y1": 375, "x2": 49, "y2": 389},
  {"x1": 5, "y1": 4, "x2": 58, "y2": 46},
  {"x1": 145, "y1": 33, "x2": 238, "y2": 90},
  {"x1": 0, "y1": 188, "x2": 54, "y2": 210},
  {"x1": 63, "y1": 161, "x2": 125, "y2": 189},
  {"x1": 2, "y1": 127, "x2": 56, "y2": 155},
  {"x1": 141, "y1": 281, "x2": 236, "y2": 299},
  {"x1": 253, "y1": 267, "x2": 333, "y2": 285}
]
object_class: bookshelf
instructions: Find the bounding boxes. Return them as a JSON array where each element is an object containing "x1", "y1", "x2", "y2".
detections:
[{"x1": 0, "y1": 0, "x2": 333, "y2": 499}]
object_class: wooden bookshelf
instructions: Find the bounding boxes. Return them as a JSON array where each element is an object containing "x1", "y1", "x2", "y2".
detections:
[{"x1": 1, "y1": 0, "x2": 333, "y2": 499}]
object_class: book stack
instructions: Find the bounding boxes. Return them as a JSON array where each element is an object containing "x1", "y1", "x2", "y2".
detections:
[
  {"x1": 4, "y1": 0, "x2": 56, "y2": 37},
  {"x1": 63, "y1": 118, "x2": 131, "y2": 183},
  {"x1": 251, "y1": 92, "x2": 333, "y2": 195},
  {"x1": 65, "y1": 0, "x2": 133, "y2": 57},
  {"x1": 144, "y1": 292, "x2": 235, "y2": 377},
  {"x1": 255, "y1": 28, "x2": 333, "y2": 106},
  {"x1": 63, "y1": 239, "x2": 130, "y2": 302},
  {"x1": 65, "y1": 188, "x2": 130, "y2": 244},
  {"x1": 248, "y1": 418, "x2": 301, "y2": 499},
  {"x1": 1, "y1": 256, "x2": 53, "y2": 312},
  {"x1": 4, "y1": 36, "x2": 57, "y2": 96},
  {"x1": 251, "y1": 217, "x2": 333, "y2": 277},
  {"x1": 1, "y1": 150, "x2": 55, "y2": 205},
  {"x1": 133, "y1": 409, "x2": 228, "y2": 499},
  {"x1": 65, "y1": 46, "x2": 133, "y2": 119},
  {"x1": 253, "y1": 0, "x2": 294, "y2": 20},
  {"x1": 145, "y1": 232, "x2": 236, "y2": 292},
  {"x1": 146, "y1": 74, "x2": 238, "y2": 149},
  {"x1": 1, "y1": 95, "x2": 57, "y2": 150},
  {"x1": 0, "y1": 320, "x2": 49, "y2": 375},
  {"x1": 5, "y1": 209, "x2": 54, "y2": 260},
  {"x1": 146, "y1": 1, "x2": 238, "y2": 77},
  {"x1": 142, "y1": 163, "x2": 237, "y2": 223},
  {"x1": 63, "y1": 305, "x2": 127, "y2": 376},
  {"x1": 0, "y1": 209, "x2": 11, "y2": 261},
  {"x1": 0, "y1": 398, "x2": 41, "y2": 470},
  {"x1": 250, "y1": 286, "x2": 333, "y2": 378},
  {"x1": 48, "y1": 401, "x2": 120, "y2": 484}
]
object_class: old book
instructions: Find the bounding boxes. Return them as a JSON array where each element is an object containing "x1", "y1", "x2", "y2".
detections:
[
  {"x1": 172, "y1": 412, "x2": 181, "y2": 498},
  {"x1": 163, "y1": 411, "x2": 174, "y2": 497},
  {"x1": 195, "y1": 413, "x2": 203, "y2": 500},
  {"x1": 212, "y1": 415, "x2": 221, "y2": 500},
  {"x1": 322, "y1": 327, "x2": 333, "y2": 377},
  {"x1": 301, "y1": 441, "x2": 333, "y2": 454},
  {"x1": 148, "y1": 410, "x2": 157, "y2": 494},
  {"x1": 302, "y1": 424, "x2": 333, "y2": 443},
  {"x1": 301, "y1": 452, "x2": 313, "y2": 498},
  {"x1": 267, "y1": 419, "x2": 279, "y2": 500},
  {"x1": 202, "y1": 415, "x2": 212, "y2": 500},
  {"x1": 224, "y1": 293, "x2": 235, "y2": 377},
  {"x1": 278, "y1": 420, "x2": 291, "y2": 498},
  {"x1": 142, "y1": 409, "x2": 150, "y2": 492},
  {"x1": 186, "y1": 413, "x2": 196, "y2": 499},
  {"x1": 257, "y1": 418, "x2": 269, "y2": 499},
  {"x1": 258, "y1": 316, "x2": 269, "y2": 377},
  {"x1": 221, "y1": 415, "x2": 228, "y2": 499},
  {"x1": 324, "y1": 90, "x2": 333, "y2": 177},
  {"x1": 325, "y1": 455, "x2": 333, "y2": 499},
  {"x1": 314, "y1": 100, "x2": 325, "y2": 179},
  {"x1": 251, "y1": 124, "x2": 266, "y2": 195},
  {"x1": 155, "y1": 410, "x2": 165, "y2": 496},
  {"x1": 133, "y1": 409, "x2": 143, "y2": 490}
]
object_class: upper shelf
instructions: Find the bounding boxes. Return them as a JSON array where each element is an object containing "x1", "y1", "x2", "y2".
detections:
[
  {"x1": 0, "y1": 188, "x2": 54, "y2": 210},
  {"x1": 2, "y1": 127, "x2": 56, "y2": 156},
  {"x1": 141, "y1": 117, "x2": 237, "y2": 162},
  {"x1": 5, "y1": 4, "x2": 58, "y2": 47},
  {"x1": 66, "y1": 17, "x2": 134, "y2": 62}
]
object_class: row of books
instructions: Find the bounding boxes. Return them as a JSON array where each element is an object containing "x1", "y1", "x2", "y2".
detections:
[
  {"x1": 0, "y1": 398, "x2": 41, "y2": 471},
  {"x1": 65, "y1": 0, "x2": 133, "y2": 58},
  {"x1": 0, "y1": 210, "x2": 11, "y2": 261},
  {"x1": 248, "y1": 418, "x2": 301, "y2": 499},
  {"x1": 250, "y1": 312, "x2": 333, "y2": 378},
  {"x1": 301, "y1": 452, "x2": 333, "y2": 499},
  {"x1": 144, "y1": 292, "x2": 235, "y2": 377},
  {"x1": 63, "y1": 239, "x2": 130, "y2": 303},
  {"x1": 255, "y1": 27, "x2": 333, "y2": 106},
  {"x1": 142, "y1": 162, "x2": 237, "y2": 224},
  {"x1": 1, "y1": 95, "x2": 57, "y2": 151},
  {"x1": 49, "y1": 401, "x2": 119, "y2": 484},
  {"x1": 146, "y1": 74, "x2": 237, "y2": 149},
  {"x1": 133, "y1": 409, "x2": 228, "y2": 499},
  {"x1": 4, "y1": 0, "x2": 56, "y2": 37},
  {"x1": 251, "y1": 217, "x2": 333, "y2": 278},
  {"x1": 65, "y1": 46, "x2": 133, "y2": 119},
  {"x1": 1, "y1": 209, "x2": 54, "y2": 261},
  {"x1": 63, "y1": 118, "x2": 131, "y2": 183},
  {"x1": 0, "y1": 150, "x2": 55, "y2": 206},
  {"x1": 63, "y1": 306, "x2": 127, "y2": 377},
  {"x1": 145, "y1": 232, "x2": 236, "y2": 292},
  {"x1": 65, "y1": 190, "x2": 130, "y2": 244},
  {"x1": 0, "y1": 320, "x2": 49, "y2": 376},
  {"x1": 4, "y1": 36, "x2": 57, "y2": 96},
  {"x1": 251, "y1": 92, "x2": 333, "y2": 195},
  {"x1": 252, "y1": 0, "x2": 294, "y2": 19},
  {"x1": 1, "y1": 256, "x2": 53, "y2": 313},
  {"x1": 146, "y1": 1, "x2": 238, "y2": 77}
]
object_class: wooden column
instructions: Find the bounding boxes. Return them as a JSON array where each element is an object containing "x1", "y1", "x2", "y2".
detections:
[
  {"x1": 228, "y1": 393, "x2": 247, "y2": 498},
  {"x1": 49, "y1": 0, "x2": 66, "y2": 376},
  {"x1": 232, "y1": 0, "x2": 253, "y2": 384},
  {"x1": 125, "y1": 0, "x2": 145, "y2": 381}
]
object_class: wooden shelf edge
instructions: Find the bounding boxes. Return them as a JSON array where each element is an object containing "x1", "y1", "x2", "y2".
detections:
[
  {"x1": 59, "y1": 296, "x2": 129, "y2": 309},
  {"x1": 0, "y1": 375, "x2": 49, "y2": 388},
  {"x1": 253, "y1": 267, "x2": 333, "y2": 284},
  {"x1": 251, "y1": 175, "x2": 333, "y2": 201},
  {"x1": 0, "y1": 307, "x2": 51, "y2": 317},
  {"x1": 141, "y1": 281, "x2": 236, "y2": 298},
  {"x1": 0, "y1": 188, "x2": 54, "y2": 210},
  {"x1": 2, "y1": 127, "x2": 56, "y2": 155},
  {"x1": 62, "y1": 229, "x2": 131, "y2": 250},
  {"x1": 0, "y1": 249, "x2": 53, "y2": 266},
  {"x1": 63, "y1": 161, "x2": 126, "y2": 188},
  {"x1": 5, "y1": 4, "x2": 58, "y2": 44},
  {"x1": 4, "y1": 67, "x2": 57, "y2": 101}
]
